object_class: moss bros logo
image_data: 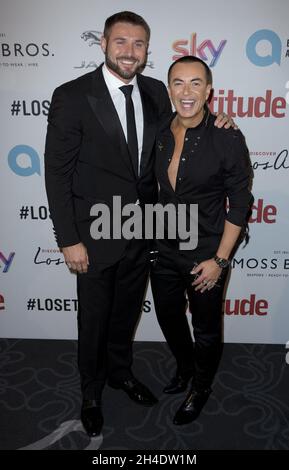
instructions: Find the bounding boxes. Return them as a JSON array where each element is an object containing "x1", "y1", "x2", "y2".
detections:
[
  {"x1": 232, "y1": 258, "x2": 289, "y2": 269},
  {"x1": 232, "y1": 257, "x2": 289, "y2": 279},
  {"x1": 0, "y1": 42, "x2": 51, "y2": 57},
  {"x1": 0, "y1": 34, "x2": 54, "y2": 68}
]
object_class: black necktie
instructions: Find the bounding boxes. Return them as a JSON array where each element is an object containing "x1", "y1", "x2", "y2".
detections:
[{"x1": 119, "y1": 85, "x2": 139, "y2": 177}]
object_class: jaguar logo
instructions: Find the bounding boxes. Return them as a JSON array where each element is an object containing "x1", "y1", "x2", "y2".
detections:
[{"x1": 81, "y1": 30, "x2": 102, "y2": 47}]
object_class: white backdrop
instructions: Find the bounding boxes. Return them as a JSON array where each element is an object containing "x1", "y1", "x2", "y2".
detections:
[{"x1": 0, "y1": 0, "x2": 288, "y2": 343}]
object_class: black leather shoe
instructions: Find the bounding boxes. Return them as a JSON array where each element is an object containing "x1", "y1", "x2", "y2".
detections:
[
  {"x1": 108, "y1": 378, "x2": 158, "y2": 407},
  {"x1": 173, "y1": 387, "x2": 212, "y2": 425},
  {"x1": 163, "y1": 373, "x2": 194, "y2": 394},
  {"x1": 81, "y1": 399, "x2": 103, "y2": 437}
]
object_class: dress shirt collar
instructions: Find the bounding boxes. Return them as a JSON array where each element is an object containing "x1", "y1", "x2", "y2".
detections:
[{"x1": 102, "y1": 63, "x2": 137, "y2": 92}]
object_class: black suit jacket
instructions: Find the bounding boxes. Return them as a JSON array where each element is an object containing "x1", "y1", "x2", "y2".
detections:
[{"x1": 45, "y1": 65, "x2": 172, "y2": 263}]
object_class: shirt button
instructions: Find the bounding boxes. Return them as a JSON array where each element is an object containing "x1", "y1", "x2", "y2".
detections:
[
  {"x1": 168, "y1": 158, "x2": 171, "y2": 162},
  {"x1": 197, "y1": 136, "x2": 200, "y2": 139},
  {"x1": 191, "y1": 150, "x2": 194, "y2": 153},
  {"x1": 185, "y1": 137, "x2": 189, "y2": 141},
  {"x1": 179, "y1": 177, "x2": 182, "y2": 181},
  {"x1": 194, "y1": 142, "x2": 198, "y2": 146},
  {"x1": 182, "y1": 158, "x2": 185, "y2": 161}
]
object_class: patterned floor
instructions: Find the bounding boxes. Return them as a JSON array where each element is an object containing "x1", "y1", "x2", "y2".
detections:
[{"x1": 0, "y1": 339, "x2": 288, "y2": 450}]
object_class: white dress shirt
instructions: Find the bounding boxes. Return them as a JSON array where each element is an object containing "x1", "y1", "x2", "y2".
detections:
[{"x1": 102, "y1": 63, "x2": 144, "y2": 174}]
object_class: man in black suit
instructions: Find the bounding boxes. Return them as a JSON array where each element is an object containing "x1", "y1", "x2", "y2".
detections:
[{"x1": 45, "y1": 11, "x2": 233, "y2": 436}]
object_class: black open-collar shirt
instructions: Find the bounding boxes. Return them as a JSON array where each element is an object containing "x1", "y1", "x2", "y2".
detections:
[{"x1": 155, "y1": 109, "x2": 253, "y2": 261}]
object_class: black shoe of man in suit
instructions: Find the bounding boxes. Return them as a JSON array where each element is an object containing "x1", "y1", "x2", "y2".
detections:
[
  {"x1": 163, "y1": 370, "x2": 195, "y2": 394},
  {"x1": 173, "y1": 386, "x2": 212, "y2": 425},
  {"x1": 81, "y1": 399, "x2": 103, "y2": 437},
  {"x1": 108, "y1": 377, "x2": 158, "y2": 407}
]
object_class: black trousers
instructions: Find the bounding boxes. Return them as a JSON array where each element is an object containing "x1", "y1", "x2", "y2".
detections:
[
  {"x1": 77, "y1": 240, "x2": 149, "y2": 400},
  {"x1": 151, "y1": 247, "x2": 227, "y2": 391}
]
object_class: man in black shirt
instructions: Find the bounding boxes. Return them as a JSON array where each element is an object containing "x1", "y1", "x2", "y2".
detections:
[{"x1": 151, "y1": 56, "x2": 253, "y2": 425}]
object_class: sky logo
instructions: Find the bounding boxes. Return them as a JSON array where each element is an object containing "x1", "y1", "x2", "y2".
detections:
[
  {"x1": 8, "y1": 145, "x2": 41, "y2": 176},
  {"x1": 172, "y1": 33, "x2": 227, "y2": 67},
  {"x1": 0, "y1": 252, "x2": 15, "y2": 273},
  {"x1": 246, "y1": 29, "x2": 282, "y2": 66}
]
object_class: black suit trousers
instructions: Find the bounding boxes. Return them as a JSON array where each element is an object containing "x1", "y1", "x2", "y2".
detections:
[
  {"x1": 151, "y1": 248, "x2": 228, "y2": 391},
  {"x1": 77, "y1": 239, "x2": 150, "y2": 399}
]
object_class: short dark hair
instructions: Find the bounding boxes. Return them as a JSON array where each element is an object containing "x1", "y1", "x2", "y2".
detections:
[
  {"x1": 104, "y1": 11, "x2": 150, "y2": 42},
  {"x1": 168, "y1": 55, "x2": 213, "y2": 85}
]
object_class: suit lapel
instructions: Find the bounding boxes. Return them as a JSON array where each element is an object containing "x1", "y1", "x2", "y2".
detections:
[{"x1": 86, "y1": 66, "x2": 135, "y2": 177}]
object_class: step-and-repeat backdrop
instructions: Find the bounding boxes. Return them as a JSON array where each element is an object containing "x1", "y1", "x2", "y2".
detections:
[{"x1": 1, "y1": 0, "x2": 288, "y2": 343}]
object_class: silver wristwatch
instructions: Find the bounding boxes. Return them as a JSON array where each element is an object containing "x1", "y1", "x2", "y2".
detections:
[{"x1": 214, "y1": 255, "x2": 230, "y2": 269}]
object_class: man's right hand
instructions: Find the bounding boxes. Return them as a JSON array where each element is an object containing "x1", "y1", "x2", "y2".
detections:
[{"x1": 62, "y1": 242, "x2": 89, "y2": 273}]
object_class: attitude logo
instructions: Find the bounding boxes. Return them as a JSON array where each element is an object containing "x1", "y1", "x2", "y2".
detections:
[
  {"x1": 209, "y1": 89, "x2": 287, "y2": 118},
  {"x1": 172, "y1": 33, "x2": 227, "y2": 66},
  {"x1": 224, "y1": 294, "x2": 268, "y2": 316},
  {"x1": 249, "y1": 199, "x2": 277, "y2": 224}
]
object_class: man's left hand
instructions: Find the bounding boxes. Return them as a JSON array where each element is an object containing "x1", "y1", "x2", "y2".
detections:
[
  {"x1": 215, "y1": 112, "x2": 238, "y2": 129},
  {"x1": 191, "y1": 259, "x2": 222, "y2": 293}
]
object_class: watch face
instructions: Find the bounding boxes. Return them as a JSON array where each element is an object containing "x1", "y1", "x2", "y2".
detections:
[{"x1": 215, "y1": 256, "x2": 229, "y2": 268}]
